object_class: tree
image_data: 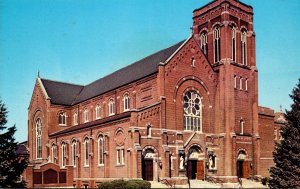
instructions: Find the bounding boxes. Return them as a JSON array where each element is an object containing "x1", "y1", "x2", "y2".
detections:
[
  {"x1": 0, "y1": 99, "x2": 28, "y2": 188},
  {"x1": 269, "y1": 79, "x2": 300, "y2": 188}
]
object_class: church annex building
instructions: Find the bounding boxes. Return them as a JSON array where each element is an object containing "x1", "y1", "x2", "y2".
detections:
[{"x1": 24, "y1": 0, "x2": 285, "y2": 187}]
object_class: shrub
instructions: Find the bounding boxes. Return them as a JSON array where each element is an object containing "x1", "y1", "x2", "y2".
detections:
[{"x1": 98, "y1": 179, "x2": 151, "y2": 189}]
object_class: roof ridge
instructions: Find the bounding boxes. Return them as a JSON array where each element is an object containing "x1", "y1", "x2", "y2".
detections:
[
  {"x1": 41, "y1": 78, "x2": 84, "y2": 87},
  {"x1": 85, "y1": 40, "x2": 185, "y2": 87}
]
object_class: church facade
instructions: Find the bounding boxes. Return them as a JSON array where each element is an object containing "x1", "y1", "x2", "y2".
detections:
[{"x1": 24, "y1": 0, "x2": 285, "y2": 187}]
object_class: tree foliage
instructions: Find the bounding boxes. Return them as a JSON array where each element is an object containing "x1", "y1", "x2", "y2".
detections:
[
  {"x1": 0, "y1": 99, "x2": 28, "y2": 188},
  {"x1": 269, "y1": 79, "x2": 300, "y2": 188}
]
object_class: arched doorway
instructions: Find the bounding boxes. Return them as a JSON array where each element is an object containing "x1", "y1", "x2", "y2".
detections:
[
  {"x1": 187, "y1": 146, "x2": 204, "y2": 180},
  {"x1": 236, "y1": 150, "x2": 250, "y2": 178},
  {"x1": 142, "y1": 148, "x2": 156, "y2": 181}
]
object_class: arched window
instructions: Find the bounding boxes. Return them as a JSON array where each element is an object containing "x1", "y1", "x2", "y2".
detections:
[
  {"x1": 73, "y1": 112, "x2": 78, "y2": 125},
  {"x1": 117, "y1": 148, "x2": 124, "y2": 165},
  {"x1": 232, "y1": 27, "x2": 236, "y2": 61},
  {"x1": 146, "y1": 125, "x2": 152, "y2": 137},
  {"x1": 108, "y1": 99, "x2": 115, "y2": 116},
  {"x1": 98, "y1": 135, "x2": 104, "y2": 165},
  {"x1": 58, "y1": 112, "x2": 66, "y2": 125},
  {"x1": 51, "y1": 143, "x2": 57, "y2": 163},
  {"x1": 123, "y1": 94, "x2": 130, "y2": 111},
  {"x1": 95, "y1": 104, "x2": 101, "y2": 119},
  {"x1": 84, "y1": 108, "x2": 89, "y2": 123},
  {"x1": 241, "y1": 30, "x2": 247, "y2": 65},
  {"x1": 200, "y1": 31, "x2": 208, "y2": 56},
  {"x1": 72, "y1": 140, "x2": 77, "y2": 167},
  {"x1": 36, "y1": 118, "x2": 42, "y2": 159},
  {"x1": 183, "y1": 91, "x2": 202, "y2": 132},
  {"x1": 240, "y1": 77, "x2": 243, "y2": 90},
  {"x1": 240, "y1": 119, "x2": 244, "y2": 134},
  {"x1": 61, "y1": 142, "x2": 66, "y2": 168},
  {"x1": 213, "y1": 26, "x2": 221, "y2": 63},
  {"x1": 234, "y1": 75, "x2": 237, "y2": 89},
  {"x1": 84, "y1": 138, "x2": 89, "y2": 167}
]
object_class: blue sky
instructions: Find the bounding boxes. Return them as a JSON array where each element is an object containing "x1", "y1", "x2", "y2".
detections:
[{"x1": 0, "y1": 0, "x2": 299, "y2": 142}]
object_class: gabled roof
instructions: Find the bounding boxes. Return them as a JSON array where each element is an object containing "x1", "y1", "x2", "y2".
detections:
[
  {"x1": 40, "y1": 40, "x2": 185, "y2": 106},
  {"x1": 41, "y1": 79, "x2": 83, "y2": 106}
]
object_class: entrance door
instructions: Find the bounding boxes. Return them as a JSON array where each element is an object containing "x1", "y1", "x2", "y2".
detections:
[
  {"x1": 187, "y1": 160, "x2": 197, "y2": 179},
  {"x1": 237, "y1": 160, "x2": 243, "y2": 178},
  {"x1": 237, "y1": 160, "x2": 249, "y2": 178},
  {"x1": 142, "y1": 159, "x2": 153, "y2": 181},
  {"x1": 242, "y1": 161, "x2": 249, "y2": 178},
  {"x1": 197, "y1": 160, "x2": 204, "y2": 180}
]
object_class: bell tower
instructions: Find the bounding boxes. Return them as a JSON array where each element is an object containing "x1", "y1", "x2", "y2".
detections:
[
  {"x1": 191, "y1": 0, "x2": 259, "y2": 181},
  {"x1": 192, "y1": 0, "x2": 255, "y2": 67}
]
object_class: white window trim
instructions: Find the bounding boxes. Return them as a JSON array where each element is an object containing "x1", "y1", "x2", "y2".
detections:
[
  {"x1": 200, "y1": 32, "x2": 208, "y2": 56},
  {"x1": 116, "y1": 148, "x2": 125, "y2": 165},
  {"x1": 240, "y1": 77, "x2": 243, "y2": 90},
  {"x1": 74, "y1": 113, "x2": 77, "y2": 125},
  {"x1": 241, "y1": 30, "x2": 247, "y2": 65},
  {"x1": 36, "y1": 118, "x2": 42, "y2": 159},
  {"x1": 245, "y1": 78, "x2": 248, "y2": 91},
  {"x1": 95, "y1": 104, "x2": 101, "y2": 120},
  {"x1": 58, "y1": 112, "x2": 67, "y2": 126},
  {"x1": 61, "y1": 143, "x2": 66, "y2": 168},
  {"x1": 84, "y1": 138, "x2": 89, "y2": 167},
  {"x1": 109, "y1": 99, "x2": 115, "y2": 116},
  {"x1": 147, "y1": 125, "x2": 152, "y2": 138},
  {"x1": 183, "y1": 91, "x2": 202, "y2": 132},
  {"x1": 213, "y1": 26, "x2": 221, "y2": 63},
  {"x1": 240, "y1": 120, "x2": 244, "y2": 135},
  {"x1": 232, "y1": 27, "x2": 236, "y2": 61},
  {"x1": 234, "y1": 75, "x2": 237, "y2": 89},
  {"x1": 84, "y1": 109, "x2": 89, "y2": 123},
  {"x1": 72, "y1": 141, "x2": 77, "y2": 167},
  {"x1": 51, "y1": 144, "x2": 56, "y2": 163},
  {"x1": 98, "y1": 136, "x2": 104, "y2": 166},
  {"x1": 123, "y1": 94, "x2": 130, "y2": 112}
]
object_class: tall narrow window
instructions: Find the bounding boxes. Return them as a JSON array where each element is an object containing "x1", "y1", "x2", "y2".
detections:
[
  {"x1": 72, "y1": 140, "x2": 77, "y2": 167},
  {"x1": 240, "y1": 77, "x2": 243, "y2": 90},
  {"x1": 124, "y1": 94, "x2": 130, "y2": 111},
  {"x1": 234, "y1": 75, "x2": 237, "y2": 89},
  {"x1": 36, "y1": 118, "x2": 42, "y2": 159},
  {"x1": 51, "y1": 144, "x2": 57, "y2": 163},
  {"x1": 245, "y1": 78, "x2": 248, "y2": 91},
  {"x1": 84, "y1": 138, "x2": 89, "y2": 167},
  {"x1": 58, "y1": 112, "x2": 66, "y2": 125},
  {"x1": 213, "y1": 26, "x2": 221, "y2": 63},
  {"x1": 74, "y1": 112, "x2": 78, "y2": 125},
  {"x1": 232, "y1": 27, "x2": 236, "y2": 61},
  {"x1": 240, "y1": 120, "x2": 244, "y2": 134},
  {"x1": 117, "y1": 149, "x2": 124, "y2": 165},
  {"x1": 183, "y1": 91, "x2": 202, "y2": 132},
  {"x1": 146, "y1": 125, "x2": 152, "y2": 137},
  {"x1": 241, "y1": 30, "x2": 247, "y2": 65},
  {"x1": 200, "y1": 32, "x2": 208, "y2": 56},
  {"x1": 84, "y1": 108, "x2": 89, "y2": 123},
  {"x1": 61, "y1": 142, "x2": 66, "y2": 168},
  {"x1": 95, "y1": 104, "x2": 101, "y2": 119},
  {"x1": 98, "y1": 135, "x2": 104, "y2": 165},
  {"x1": 109, "y1": 99, "x2": 115, "y2": 116}
]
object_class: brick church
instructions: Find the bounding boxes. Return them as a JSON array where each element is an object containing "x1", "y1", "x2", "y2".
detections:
[{"x1": 24, "y1": 0, "x2": 286, "y2": 187}]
